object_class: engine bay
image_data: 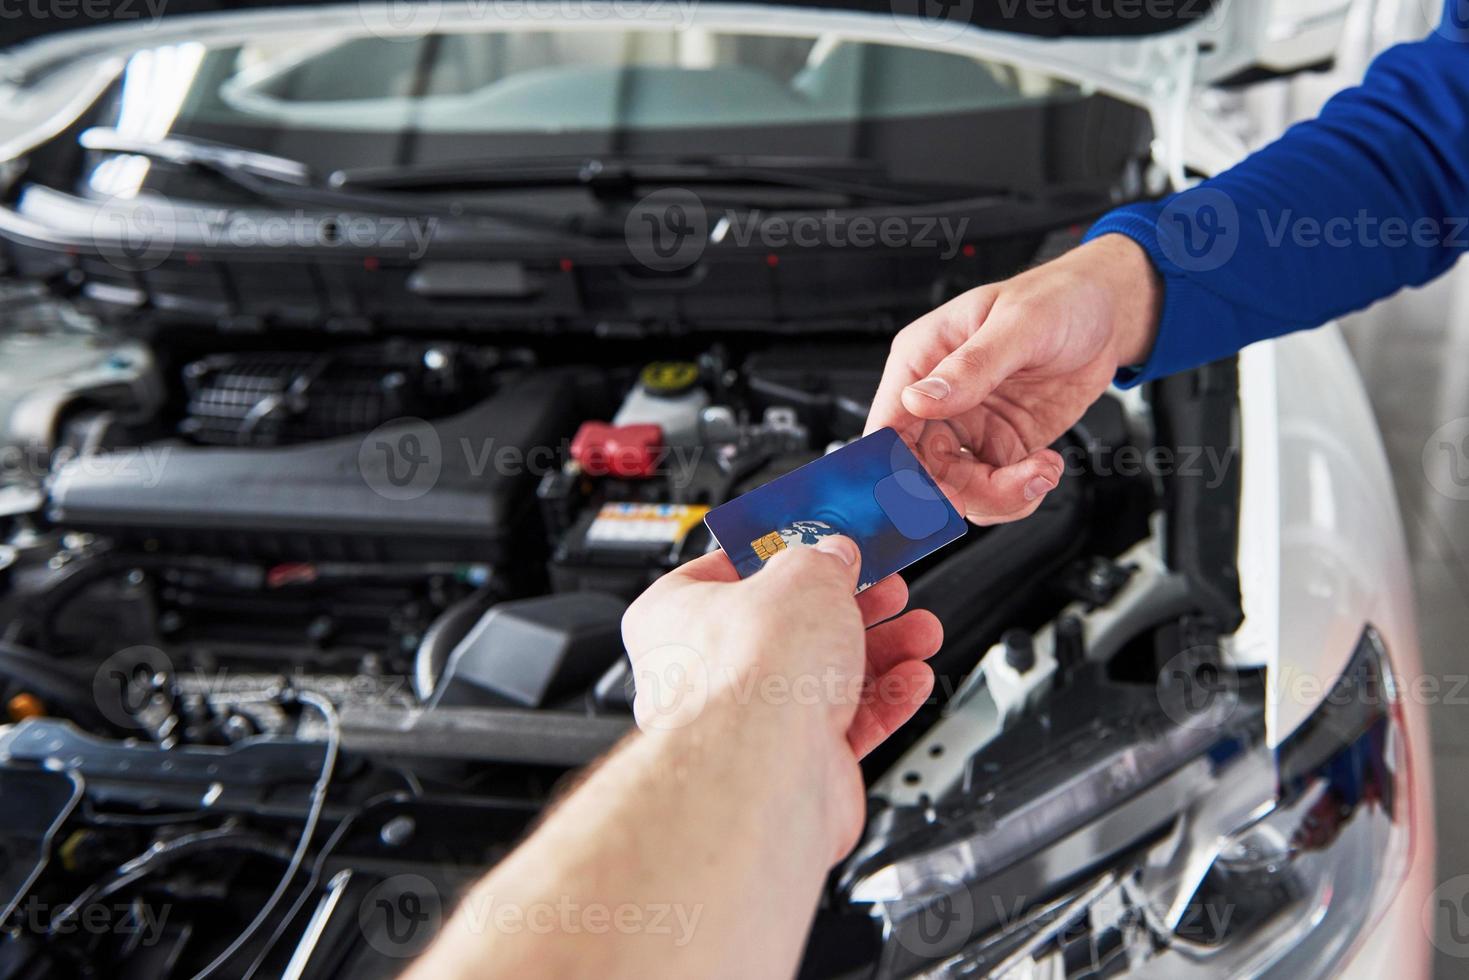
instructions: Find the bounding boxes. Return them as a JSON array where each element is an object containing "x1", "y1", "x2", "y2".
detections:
[
  {"x1": 0, "y1": 284, "x2": 1265, "y2": 978},
  {"x1": 18, "y1": 322, "x2": 908, "y2": 707}
]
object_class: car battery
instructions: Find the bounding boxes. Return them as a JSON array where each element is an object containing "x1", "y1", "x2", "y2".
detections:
[{"x1": 549, "y1": 502, "x2": 711, "y2": 599}]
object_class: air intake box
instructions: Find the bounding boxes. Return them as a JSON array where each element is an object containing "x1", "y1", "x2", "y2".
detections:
[{"x1": 429, "y1": 592, "x2": 627, "y2": 709}]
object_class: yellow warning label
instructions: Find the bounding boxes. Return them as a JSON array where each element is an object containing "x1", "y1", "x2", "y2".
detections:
[{"x1": 587, "y1": 503, "x2": 709, "y2": 546}]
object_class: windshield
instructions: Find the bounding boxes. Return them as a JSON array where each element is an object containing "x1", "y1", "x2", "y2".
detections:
[{"x1": 78, "y1": 28, "x2": 1147, "y2": 201}]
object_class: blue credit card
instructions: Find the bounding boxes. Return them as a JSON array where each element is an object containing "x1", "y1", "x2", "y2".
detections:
[{"x1": 704, "y1": 427, "x2": 967, "y2": 592}]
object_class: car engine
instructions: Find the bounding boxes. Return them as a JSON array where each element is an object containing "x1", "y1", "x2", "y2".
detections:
[{"x1": 0, "y1": 281, "x2": 1260, "y2": 979}]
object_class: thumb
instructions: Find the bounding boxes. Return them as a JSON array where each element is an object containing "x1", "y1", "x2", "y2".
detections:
[
  {"x1": 899, "y1": 320, "x2": 1030, "y2": 420},
  {"x1": 757, "y1": 534, "x2": 863, "y2": 597}
]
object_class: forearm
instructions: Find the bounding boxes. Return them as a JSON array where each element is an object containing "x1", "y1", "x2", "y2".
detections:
[
  {"x1": 1087, "y1": 28, "x2": 1469, "y2": 385},
  {"x1": 406, "y1": 699, "x2": 839, "y2": 980}
]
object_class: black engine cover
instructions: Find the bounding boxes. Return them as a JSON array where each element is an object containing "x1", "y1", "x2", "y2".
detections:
[{"x1": 48, "y1": 370, "x2": 586, "y2": 563}]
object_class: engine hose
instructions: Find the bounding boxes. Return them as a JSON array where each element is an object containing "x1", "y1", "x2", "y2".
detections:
[{"x1": 49, "y1": 827, "x2": 297, "y2": 937}]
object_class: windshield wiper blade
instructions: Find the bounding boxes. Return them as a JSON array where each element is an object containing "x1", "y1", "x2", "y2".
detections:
[
  {"x1": 329, "y1": 155, "x2": 985, "y2": 205},
  {"x1": 76, "y1": 128, "x2": 597, "y2": 245},
  {"x1": 79, "y1": 127, "x2": 313, "y2": 185}
]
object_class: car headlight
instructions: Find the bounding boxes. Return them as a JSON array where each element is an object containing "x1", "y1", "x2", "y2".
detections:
[{"x1": 844, "y1": 626, "x2": 1413, "y2": 979}]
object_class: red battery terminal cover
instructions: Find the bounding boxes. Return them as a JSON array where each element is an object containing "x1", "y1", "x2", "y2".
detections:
[{"x1": 570, "y1": 422, "x2": 664, "y2": 478}]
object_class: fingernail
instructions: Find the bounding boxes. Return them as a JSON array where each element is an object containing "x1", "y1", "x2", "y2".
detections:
[
  {"x1": 1023, "y1": 476, "x2": 1055, "y2": 501},
  {"x1": 814, "y1": 535, "x2": 858, "y2": 566},
  {"x1": 905, "y1": 377, "x2": 950, "y2": 401}
]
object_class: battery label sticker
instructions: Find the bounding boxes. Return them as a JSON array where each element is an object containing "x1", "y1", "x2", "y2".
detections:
[{"x1": 586, "y1": 503, "x2": 710, "y2": 547}]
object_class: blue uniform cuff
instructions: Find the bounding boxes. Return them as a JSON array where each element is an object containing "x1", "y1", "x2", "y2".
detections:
[{"x1": 1084, "y1": 205, "x2": 1241, "y2": 389}]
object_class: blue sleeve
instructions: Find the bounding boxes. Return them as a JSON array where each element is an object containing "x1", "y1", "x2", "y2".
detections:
[{"x1": 1083, "y1": 14, "x2": 1469, "y2": 387}]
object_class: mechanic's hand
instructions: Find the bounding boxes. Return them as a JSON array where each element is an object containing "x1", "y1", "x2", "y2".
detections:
[
  {"x1": 622, "y1": 541, "x2": 941, "y2": 855},
  {"x1": 865, "y1": 235, "x2": 1162, "y2": 524}
]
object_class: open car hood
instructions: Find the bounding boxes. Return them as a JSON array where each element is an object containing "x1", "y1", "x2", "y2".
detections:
[
  {"x1": 4, "y1": 0, "x2": 1225, "y2": 49},
  {"x1": 0, "y1": 0, "x2": 1357, "y2": 99},
  {"x1": 0, "y1": 0, "x2": 1357, "y2": 192}
]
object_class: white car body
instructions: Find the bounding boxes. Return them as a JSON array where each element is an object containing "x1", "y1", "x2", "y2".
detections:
[
  {"x1": 0, "y1": 1, "x2": 1435, "y2": 974},
  {"x1": 1236, "y1": 331, "x2": 1433, "y2": 978}
]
